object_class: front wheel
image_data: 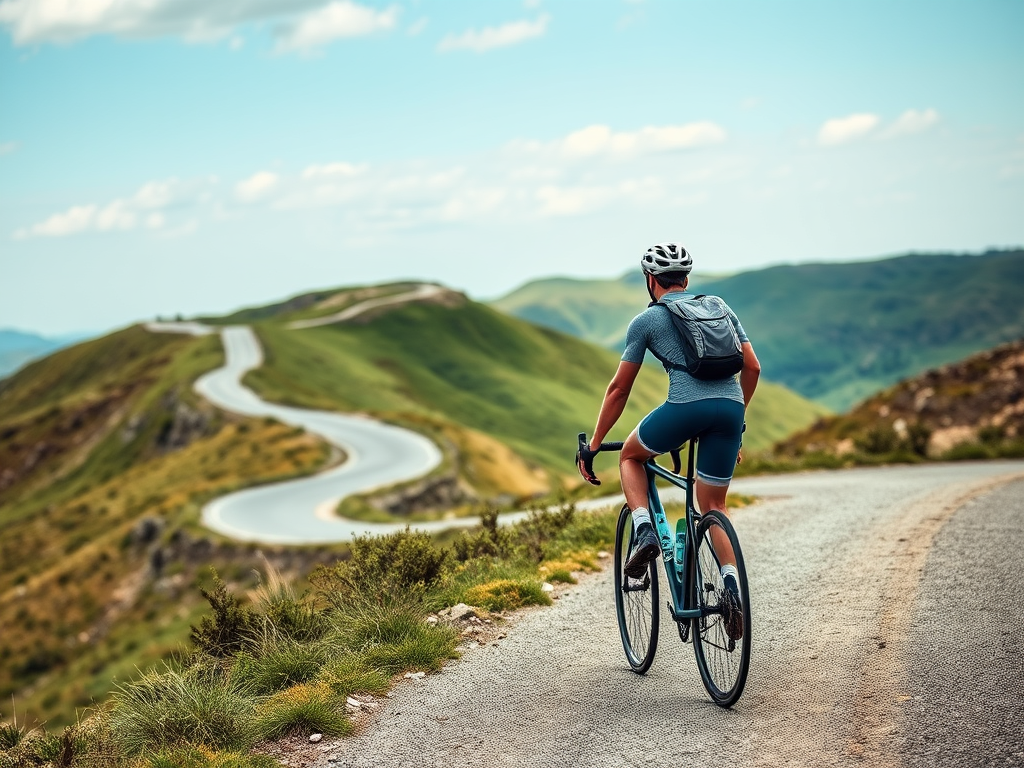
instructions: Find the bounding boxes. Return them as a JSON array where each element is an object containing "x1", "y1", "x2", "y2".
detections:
[
  {"x1": 691, "y1": 509, "x2": 751, "y2": 706},
  {"x1": 614, "y1": 504, "x2": 659, "y2": 673}
]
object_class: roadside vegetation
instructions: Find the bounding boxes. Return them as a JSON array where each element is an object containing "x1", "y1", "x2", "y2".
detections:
[
  {"x1": 0, "y1": 502, "x2": 623, "y2": 767},
  {"x1": 0, "y1": 328, "x2": 334, "y2": 730}
]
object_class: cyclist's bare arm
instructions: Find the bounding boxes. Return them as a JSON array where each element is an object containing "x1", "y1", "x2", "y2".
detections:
[
  {"x1": 588, "y1": 361, "x2": 642, "y2": 451},
  {"x1": 740, "y1": 342, "x2": 760, "y2": 407}
]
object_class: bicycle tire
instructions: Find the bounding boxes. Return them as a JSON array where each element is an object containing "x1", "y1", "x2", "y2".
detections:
[
  {"x1": 691, "y1": 509, "x2": 751, "y2": 706},
  {"x1": 614, "y1": 503, "x2": 659, "y2": 673}
]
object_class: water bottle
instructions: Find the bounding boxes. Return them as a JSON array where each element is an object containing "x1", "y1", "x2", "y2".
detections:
[{"x1": 674, "y1": 518, "x2": 687, "y2": 574}]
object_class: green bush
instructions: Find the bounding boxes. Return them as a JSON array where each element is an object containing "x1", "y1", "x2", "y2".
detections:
[
  {"x1": 249, "y1": 566, "x2": 329, "y2": 643},
  {"x1": 109, "y1": 663, "x2": 257, "y2": 755},
  {"x1": 311, "y1": 528, "x2": 449, "y2": 606},
  {"x1": 452, "y1": 508, "x2": 515, "y2": 562},
  {"x1": 856, "y1": 424, "x2": 900, "y2": 455},
  {"x1": 190, "y1": 571, "x2": 259, "y2": 658}
]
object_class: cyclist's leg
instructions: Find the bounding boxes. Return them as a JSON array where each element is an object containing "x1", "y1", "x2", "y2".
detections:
[
  {"x1": 693, "y1": 399, "x2": 745, "y2": 568},
  {"x1": 620, "y1": 429, "x2": 656, "y2": 513},
  {"x1": 696, "y1": 479, "x2": 735, "y2": 568}
]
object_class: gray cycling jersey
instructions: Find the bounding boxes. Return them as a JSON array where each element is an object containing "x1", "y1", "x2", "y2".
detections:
[{"x1": 621, "y1": 291, "x2": 748, "y2": 404}]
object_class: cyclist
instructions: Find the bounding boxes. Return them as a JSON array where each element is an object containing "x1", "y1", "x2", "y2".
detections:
[{"x1": 576, "y1": 243, "x2": 760, "y2": 633}]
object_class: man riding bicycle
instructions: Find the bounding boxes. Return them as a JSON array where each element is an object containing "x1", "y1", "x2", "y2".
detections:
[{"x1": 576, "y1": 242, "x2": 760, "y2": 612}]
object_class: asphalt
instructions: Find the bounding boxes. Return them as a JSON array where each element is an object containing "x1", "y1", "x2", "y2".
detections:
[
  {"x1": 194, "y1": 325, "x2": 445, "y2": 544},
  {"x1": 898, "y1": 478, "x2": 1024, "y2": 768},
  {"x1": 297, "y1": 460, "x2": 1024, "y2": 768}
]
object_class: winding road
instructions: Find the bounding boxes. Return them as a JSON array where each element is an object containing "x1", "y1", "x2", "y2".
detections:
[
  {"x1": 314, "y1": 461, "x2": 1024, "y2": 768},
  {"x1": 147, "y1": 285, "x2": 503, "y2": 544}
]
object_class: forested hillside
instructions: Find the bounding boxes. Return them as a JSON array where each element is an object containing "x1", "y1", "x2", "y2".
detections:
[{"x1": 492, "y1": 250, "x2": 1024, "y2": 411}]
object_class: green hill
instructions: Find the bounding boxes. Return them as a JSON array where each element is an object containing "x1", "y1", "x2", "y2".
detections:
[
  {"x1": 491, "y1": 249, "x2": 1024, "y2": 411},
  {"x1": 239, "y1": 286, "x2": 827, "y2": 479}
]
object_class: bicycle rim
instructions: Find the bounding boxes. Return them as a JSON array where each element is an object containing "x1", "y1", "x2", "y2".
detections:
[
  {"x1": 691, "y1": 510, "x2": 751, "y2": 706},
  {"x1": 614, "y1": 504, "x2": 659, "y2": 673}
]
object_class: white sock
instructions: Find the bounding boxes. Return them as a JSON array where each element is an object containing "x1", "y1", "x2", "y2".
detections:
[
  {"x1": 720, "y1": 564, "x2": 738, "y2": 583},
  {"x1": 631, "y1": 507, "x2": 652, "y2": 528}
]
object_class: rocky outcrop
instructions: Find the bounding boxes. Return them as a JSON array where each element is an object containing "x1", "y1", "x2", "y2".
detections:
[
  {"x1": 369, "y1": 472, "x2": 475, "y2": 515},
  {"x1": 778, "y1": 338, "x2": 1024, "y2": 459}
]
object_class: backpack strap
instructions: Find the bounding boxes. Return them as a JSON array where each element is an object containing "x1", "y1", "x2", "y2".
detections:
[{"x1": 646, "y1": 302, "x2": 688, "y2": 372}]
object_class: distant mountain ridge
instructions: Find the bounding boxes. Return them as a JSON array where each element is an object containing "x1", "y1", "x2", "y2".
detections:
[
  {"x1": 0, "y1": 329, "x2": 86, "y2": 378},
  {"x1": 491, "y1": 249, "x2": 1024, "y2": 411}
]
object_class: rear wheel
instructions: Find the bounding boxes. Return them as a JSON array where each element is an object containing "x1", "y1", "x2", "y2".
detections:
[
  {"x1": 614, "y1": 504, "x2": 659, "y2": 673},
  {"x1": 692, "y1": 510, "x2": 750, "y2": 706}
]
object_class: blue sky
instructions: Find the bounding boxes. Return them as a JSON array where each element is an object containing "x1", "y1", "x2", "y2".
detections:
[{"x1": 1, "y1": 0, "x2": 1022, "y2": 335}]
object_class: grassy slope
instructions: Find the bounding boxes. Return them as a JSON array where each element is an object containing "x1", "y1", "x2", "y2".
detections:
[
  {"x1": 244, "y1": 293, "x2": 823, "y2": 475},
  {"x1": 244, "y1": 299, "x2": 667, "y2": 484},
  {"x1": 491, "y1": 249, "x2": 1024, "y2": 411},
  {"x1": 0, "y1": 327, "x2": 333, "y2": 728}
]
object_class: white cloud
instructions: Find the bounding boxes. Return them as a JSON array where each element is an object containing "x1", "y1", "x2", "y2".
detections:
[
  {"x1": 879, "y1": 108, "x2": 940, "y2": 139},
  {"x1": 817, "y1": 113, "x2": 881, "y2": 146},
  {"x1": 13, "y1": 177, "x2": 211, "y2": 239},
  {"x1": 16, "y1": 204, "x2": 97, "y2": 239},
  {"x1": 0, "y1": 0, "x2": 391, "y2": 47},
  {"x1": 438, "y1": 14, "x2": 549, "y2": 53},
  {"x1": 274, "y1": 1, "x2": 397, "y2": 54},
  {"x1": 235, "y1": 171, "x2": 279, "y2": 202},
  {"x1": 512, "y1": 121, "x2": 727, "y2": 160},
  {"x1": 0, "y1": 141, "x2": 17, "y2": 156}
]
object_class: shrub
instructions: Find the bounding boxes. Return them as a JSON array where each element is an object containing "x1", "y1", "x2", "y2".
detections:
[
  {"x1": 254, "y1": 682, "x2": 350, "y2": 740},
  {"x1": 249, "y1": 565, "x2": 329, "y2": 643},
  {"x1": 513, "y1": 504, "x2": 578, "y2": 563},
  {"x1": 906, "y1": 421, "x2": 932, "y2": 457},
  {"x1": 109, "y1": 663, "x2": 257, "y2": 755},
  {"x1": 452, "y1": 508, "x2": 515, "y2": 562},
  {"x1": 463, "y1": 579, "x2": 551, "y2": 612},
  {"x1": 311, "y1": 528, "x2": 449, "y2": 606},
  {"x1": 856, "y1": 425, "x2": 899, "y2": 455},
  {"x1": 190, "y1": 571, "x2": 259, "y2": 658}
]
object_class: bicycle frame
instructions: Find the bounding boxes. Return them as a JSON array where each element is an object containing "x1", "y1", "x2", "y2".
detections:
[{"x1": 643, "y1": 440, "x2": 706, "y2": 623}]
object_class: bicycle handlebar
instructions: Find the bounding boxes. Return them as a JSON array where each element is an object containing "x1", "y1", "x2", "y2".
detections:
[{"x1": 577, "y1": 433, "x2": 682, "y2": 475}]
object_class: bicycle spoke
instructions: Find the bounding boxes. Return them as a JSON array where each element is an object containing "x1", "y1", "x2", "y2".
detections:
[
  {"x1": 691, "y1": 511, "x2": 750, "y2": 706},
  {"x1": 614, "y1": 504, "x2": 659, "y2": 673}
]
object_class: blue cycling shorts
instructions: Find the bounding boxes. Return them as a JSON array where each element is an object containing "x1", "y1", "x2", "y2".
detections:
[{"x1": 636, "y1": 398, "x2": 745, "y2": 487}]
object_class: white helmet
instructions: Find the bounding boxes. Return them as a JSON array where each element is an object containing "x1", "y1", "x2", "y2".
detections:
[{"x1": 640, "y1": 242, "x2": 693, "y2": 275}]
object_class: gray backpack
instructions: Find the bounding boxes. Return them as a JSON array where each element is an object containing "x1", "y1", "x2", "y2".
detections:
[{"x1": 649, "y1": 295, "x2": 744, "y2": 380}]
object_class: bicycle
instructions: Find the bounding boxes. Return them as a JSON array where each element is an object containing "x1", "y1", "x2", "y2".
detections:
[{"x1": 577, "y1": 432, "x2": 751, "y2": 706}]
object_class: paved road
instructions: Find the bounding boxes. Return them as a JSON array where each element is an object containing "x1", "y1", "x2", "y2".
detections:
[
  {"x1": 898, "y1": 478, "x2": 1024, "y2": 768},
  {"x1": 193, "y1": 326, "x2": 445, "y2": 543},
  {"x1": 309, "y1": 461, "x2": 1024, "y2": 768}
]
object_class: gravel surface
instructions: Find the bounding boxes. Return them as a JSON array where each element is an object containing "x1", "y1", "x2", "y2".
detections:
[
  {"x1": 898, "y1": 478, "x2": 1024, "y2": 768},
  {"x1": 276, "y1": 460, "x2": 1024, "y2": 768}
]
